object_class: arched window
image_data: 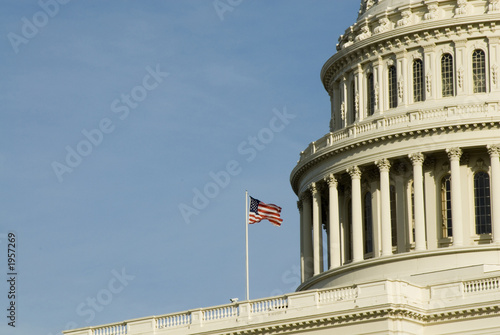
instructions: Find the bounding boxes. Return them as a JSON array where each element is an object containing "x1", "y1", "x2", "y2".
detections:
[
  {"x1": 388, "y1": 65, "x2": 398, "y2": 108},
  {"x1": 413, "y1": 59, "x2": 424, "y2": 102},
  {"x1": 472, "y1": 49, "x2": 486, "y2": 93},
  {"x1": 363, "y1": 192, "x2": 373, "y2": 254},
  {"x1": 441, "y1": 53, "x2": 454, "y2": 97},
  {"x1": 441, "y1": 174, "x2": 452, "y2": 238},
  {"x1": 390, "y1": 185, "x2": 397, "y2": 247},
  {"x1": 474, "y1": 171, "x2": 492, "y2": 234},
  {"x1": 367, "y1": 73, "x2": 375, "y2": 116}
]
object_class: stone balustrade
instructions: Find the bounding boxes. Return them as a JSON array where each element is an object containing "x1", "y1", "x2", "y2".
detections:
[
  {"x1": 298, "y1": 100, "x2": 500, "y2": 163},
  {"x1": 64, "y1": 275, "x2": 500, "y2": 335}
]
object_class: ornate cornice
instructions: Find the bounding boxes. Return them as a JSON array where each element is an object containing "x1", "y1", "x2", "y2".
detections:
[
  {"x1": 323, "y1": 15, "x2": 500, "y2": 91},
  {"x1": 290, "y1": 118, "x2": 500, "y2": 194},
  {"x1": 220, "y1": 305, "x2": 500, "y2": 335}
]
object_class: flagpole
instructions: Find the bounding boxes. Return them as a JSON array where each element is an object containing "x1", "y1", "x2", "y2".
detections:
[{"x1": 245, "y1": 190, "x2": 249, "y2": 301}]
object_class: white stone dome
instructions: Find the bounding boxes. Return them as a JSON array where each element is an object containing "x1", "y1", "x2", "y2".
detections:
[{"x1": 292, "y1": 0, "x2": 500, "y2": 292}]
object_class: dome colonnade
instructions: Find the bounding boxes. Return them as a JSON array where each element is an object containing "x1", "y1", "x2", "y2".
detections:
[{"x1": 291, "y1": 0, "x2": 500, "y2": 289}]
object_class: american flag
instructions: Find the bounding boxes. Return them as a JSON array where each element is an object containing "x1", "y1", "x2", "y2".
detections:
[{"x1": 248, "y1": 196, "x2": 283, "y2": 227}]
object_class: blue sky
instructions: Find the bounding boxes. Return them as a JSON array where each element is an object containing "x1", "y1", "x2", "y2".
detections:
[{"x1": 0, "y1": 1, "x2": 359, "y2": 334}]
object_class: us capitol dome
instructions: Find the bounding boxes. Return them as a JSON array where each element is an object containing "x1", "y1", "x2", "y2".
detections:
[{"x1": 66, "y1": 1, "x2": 500, "y2": 334}]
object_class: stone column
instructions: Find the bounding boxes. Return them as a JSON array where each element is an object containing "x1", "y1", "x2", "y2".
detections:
[
  {"x1": 375, "y1": 57, "x2": 383, "y2": 113},
  {"x1": 376, "y1": 159, "x2": 392, "y2": 256},
  {"x1": 347, "y1": 166, "x2": 364, "y2": 262},
  {"x1": 424, "y1": 158, "x2": 438, "y2": 250},
  {"x1": 409, "y1": 153, "x2": 427, "y2": 251},
  {"x1": 298, "y1": 199, "x2": 305, "y2": 282},
  {"x1": 310, "y1": 182, "x2": 323, "y2": 275},
  {"x1": 488, "y1": 144, "x2": 500, "y2": 243},
  {"x1": 325, "y1": 174, "x2": 341, "y2": 268},
  {"x1": 355, "y1": 65, "x2": 364, "y2": 122},
  {"x1": 446, "y1": 148, "x2": 464, "y2": 246},
  {"x1": 340, "y1": 76, "x2": 347, "y2": 127},
  {"x1": 301, "y1": 192, "x2": 313, "y2": 280}
]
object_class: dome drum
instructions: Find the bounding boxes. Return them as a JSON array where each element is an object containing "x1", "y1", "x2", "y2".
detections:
[{"x1": 292, "y1": 0, "x2": 500, "y2": 293}]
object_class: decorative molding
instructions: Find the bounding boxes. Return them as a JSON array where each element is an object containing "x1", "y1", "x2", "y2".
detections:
[
  {"x1": 299, "y1": 191, "x2": 310, "y2": 202},
  {"x1": 355, "y1": 24, "x2": 372, "y2": 42},
  {"x1": 458, "y1": 67, "x2": 464, "y2": 88},
  {"x1": 375, "y1": 158, "x2": 391, "y2": 172},
  {"x1": 347, "y1": 166, "x2": 362, "y2": 179},
  {"x1": 475, "y1": 158, "x2": 485, "y2": 170},
  {"x1": 358, "y1": 0, "x2": 376, "y2": 17},
  {"x1": 456, "y1": 0, "x2": 469, "y2": 16},
  {"x1": 409, "y1": 153, "x2": 425, "y2": 165},
  {"x1": 309, "y1": 182, "x2": 319, "y2": 195},
  {"x1": 397, "y1": 9, "x2": 412, "y2": 27},
  {"x1": 424, "y1": 4, "x2": 439, "y2": 21},
  {"x1": 325, "y1": 174, "x2": 338, "y2": 188},
  {"x1": 493, "y1": 64, "x2": 499, "y2": 86},
  {"x1": 446, "y1": 147, "x2": 463, "y2": 161},
  {"x1": 374, "y1": 16, "x2": 391, "y2": 34},
  {"x1": 489, "y1": 0, "x2": 500, "y2": 13},
  {"x1": 398, "y1": 78, "x2": 404, "y2": 99},
  {"x1": 487, "y1": 144, "x2": 500, "y2": 156},
  {"x1": 354, "y1": 92, "x2": 360, "y2": 118}
]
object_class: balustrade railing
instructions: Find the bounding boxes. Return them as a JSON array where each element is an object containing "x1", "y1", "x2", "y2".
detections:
[
  {"x1": 463, "y1": 277, "x2": 500, "y2": 294},
  {"x1": 157, "y1": 312, "x2": 191, "y2": 329},
  {"x1": 251, "y1": 296, "x2": 288, "y2": 314},
  {"x1": 319, "y1": 286, "x2": 358, "y2": 303},
  {"x1": 65, "y1": 275, "x2": 500, "y2": 335},
  {"x1": 298, "y1": 102, "x2": 500, "y2": 162},
  {"x1": 203, "y1": 305, "x2": 238, "y2": 321},
  {"x1": 93, "y1": 324, "x2": 127, "y2": 335}
]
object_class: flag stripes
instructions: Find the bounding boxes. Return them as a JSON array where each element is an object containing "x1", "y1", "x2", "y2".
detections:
[{"x1": 248, "y1": 196, "x2": 283, "y2": 227}]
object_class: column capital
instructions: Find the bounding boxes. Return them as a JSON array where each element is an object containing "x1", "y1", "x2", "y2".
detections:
[
  {"x1": 487, "y1": 144, "x2": 500, "y2": 157},
  {"x1": 409, "y1": 152, "x2": 425, "y2": 165},
  {"x1": 375, "y1": 158, "x2": 391, "y2": 172},
  {"x1": 309, "y1": 182, "x2": 319, "y2": 196},
  {"x1": 297, "y1": 200, "x2": 303, "y2": 211},
  {"x1": 324, "y1": 174, "x2": 338, "y2": 187},
  {"x1": 299, "y1": 191, "x2": 310, "y2": 202},
  {"x1": 446, "y1": 147, "x2": 462, "y2": 161},
  {"x1": 347, "y1": 166, "x2": 362, "y2": 179}
]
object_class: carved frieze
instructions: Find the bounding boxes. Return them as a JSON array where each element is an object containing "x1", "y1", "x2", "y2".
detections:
[
  {"x1": 489, "y1": 0, "x2": 500, "y2": 13},
  {"x1": 397, "y1": 10, "x2": 412, "y2": 27},
  {"x1": 456, "y1": 0, "x2": 468, "y2": 16},
  {"x1": 424, "y1": 4, "x2": 439, "y2": 20},
  {"x1": 374, "y1": 17, "x2": 391, "y2": 34}
]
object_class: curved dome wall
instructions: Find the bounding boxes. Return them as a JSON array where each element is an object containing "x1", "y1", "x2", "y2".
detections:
[{"x1": 291, "y1": 0, "x2": 500, "y2": 291}]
